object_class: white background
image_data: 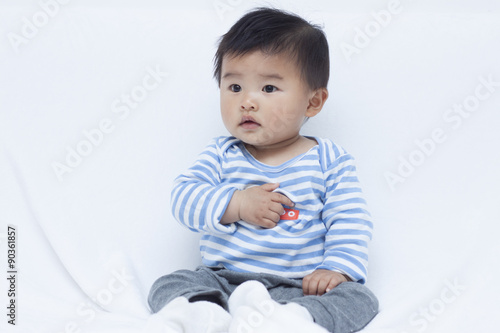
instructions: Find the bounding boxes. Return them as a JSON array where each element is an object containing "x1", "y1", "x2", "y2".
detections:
[{"x1": 1, "y1": 0, "x2": 499, "y2": 332}]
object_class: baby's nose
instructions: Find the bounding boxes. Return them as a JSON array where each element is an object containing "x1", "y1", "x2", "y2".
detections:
[{"x1": 240, "y1": 94, "x2": 258, "y2": 111}]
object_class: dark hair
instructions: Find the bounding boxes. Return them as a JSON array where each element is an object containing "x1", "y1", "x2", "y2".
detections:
[{"x1": 213, "y1": 8, "x2": 329, "y2": 90}]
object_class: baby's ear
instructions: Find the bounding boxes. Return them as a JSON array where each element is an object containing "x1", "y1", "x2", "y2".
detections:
[{"x1": 306, "y1": 88, "x2": 328, "y2": 118}]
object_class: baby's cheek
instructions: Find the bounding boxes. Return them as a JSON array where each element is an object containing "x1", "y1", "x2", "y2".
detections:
[{"x1": 267, "y1": 109, "x2": 298, "y2": 135}]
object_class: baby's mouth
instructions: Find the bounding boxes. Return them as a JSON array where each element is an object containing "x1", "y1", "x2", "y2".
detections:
[{"x1": 239, "y1": 116, "x2": 260, "y2": 129}]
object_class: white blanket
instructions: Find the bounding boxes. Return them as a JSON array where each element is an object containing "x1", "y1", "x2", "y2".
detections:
[{"x1": 1, "y1": 1, "x2": 499, "y2": 332}]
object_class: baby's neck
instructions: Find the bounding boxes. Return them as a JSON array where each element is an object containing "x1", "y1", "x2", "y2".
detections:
[{"x1": 244, "y1": 136, "x2": 317, "y2": 166}]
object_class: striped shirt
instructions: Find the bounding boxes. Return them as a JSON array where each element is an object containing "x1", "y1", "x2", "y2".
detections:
[{"x1": 171, "y1": 136, "x2": 372, "y2": 283}]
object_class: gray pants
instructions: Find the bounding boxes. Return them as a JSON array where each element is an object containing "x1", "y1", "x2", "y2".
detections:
[{"x1": 148, "y1": 265, "x2": 378, "y2": 333}]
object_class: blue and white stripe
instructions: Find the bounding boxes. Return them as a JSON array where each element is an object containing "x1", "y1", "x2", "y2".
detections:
[{"x1": 171, "y1": 136, "x2": 372, "y2": 283}]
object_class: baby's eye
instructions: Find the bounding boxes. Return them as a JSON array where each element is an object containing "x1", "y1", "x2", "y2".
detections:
[
  {"x1": 263, "y1": 85, "x2": 277, "y2": 93},
  {"x1": 230, "y1": 84, "x2": 242, "y2": 92}
]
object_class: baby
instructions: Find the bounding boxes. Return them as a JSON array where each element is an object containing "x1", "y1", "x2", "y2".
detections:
[{"x1": 148, "y1": 7, "x2": 378, "y2": 333}]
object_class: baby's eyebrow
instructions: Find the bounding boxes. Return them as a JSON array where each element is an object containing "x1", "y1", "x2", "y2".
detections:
[
  {"x1": 222, "y1": 72, "x2": 240, "y2": 79},
  {"x1": 221, "y1": 72, "x2": 284, "y2": 80},
  {"x1": 259, "y1": 73, "x2": 284, "y2": 80}
]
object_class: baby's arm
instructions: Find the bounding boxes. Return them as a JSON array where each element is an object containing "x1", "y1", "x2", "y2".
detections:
[
  {"x1": 171, "y1": 139, "x2": 240, "y2": 234},
  {"x1": 304, "y1": 150, "x2": 372, "y2": 295},
  {"x1": 221, "y1": 183, "x2": 294, "y2": 229},
  {"x1": 172, "y1": 139, "x2": 294, "y2": 233}
]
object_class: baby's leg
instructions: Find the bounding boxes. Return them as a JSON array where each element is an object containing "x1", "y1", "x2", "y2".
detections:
[
  {"x1": 146, "y1": 266, "x2": 234, "y2": 333},
  {"x1": 292, "y1": 282, "x2": 379, "y2": 333},
  {"x1": 148, "y1": 266, "x2": 230, "y2": 313},
  {"x1": 228, "y1": 279, "x2": 378, "y2": 333}
]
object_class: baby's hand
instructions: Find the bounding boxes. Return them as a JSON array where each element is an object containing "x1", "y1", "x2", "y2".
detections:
[
  {"x1": 302, "y1": 269, "x2": 350, "y2": 296},
  {"x1": 233, "y1": 183, "x2": 294, "y2": 229}
]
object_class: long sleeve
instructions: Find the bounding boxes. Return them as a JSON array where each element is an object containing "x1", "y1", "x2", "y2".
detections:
[
  {"x1": 170, "y1": 136, "x2": 373, "y2": 280},
  {"x1": 170, "y1": 139, "x2": 238, "y2": 235},
  {"x1": 317, "y1": 152, "x2": 372, "y2": 284}
]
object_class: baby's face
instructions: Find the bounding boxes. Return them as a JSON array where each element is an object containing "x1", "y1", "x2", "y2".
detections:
[{"x1": 220, "y1": 50, "x2": 316, "y2": 148}]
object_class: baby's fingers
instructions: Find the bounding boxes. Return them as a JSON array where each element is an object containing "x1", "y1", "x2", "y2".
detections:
[
  {"x1": 259, "y1": 218, "x2": 278, "y2": 229},
  {"x1": 271, "y1": 192, "x2": 294, "y2": 208},
  {"x1": 260, "y1": 183, "x2": 280, "y2": 192},
  {"x1": 269, "y1": 201, "x2": 286, "y2": 216}
]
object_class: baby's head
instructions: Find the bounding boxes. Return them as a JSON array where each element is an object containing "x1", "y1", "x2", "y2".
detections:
[
  {"x1": 214, "y1": 7, "x2": 329, "y2": 91},
  {"x1": 214, "y1": 8, "x2": 330, "y2": 148}
]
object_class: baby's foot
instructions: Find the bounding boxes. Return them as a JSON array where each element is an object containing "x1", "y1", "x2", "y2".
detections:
[
  {"x1": 143, "y1": 296, "x2": 231, "y2": 333},
  {"x1": 228, "y1": 280, "x2": 328, "y2": 333}
]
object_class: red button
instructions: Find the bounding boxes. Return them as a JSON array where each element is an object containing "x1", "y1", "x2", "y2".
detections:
[{"x1": 280, "y1": 208, "x2": 299, "y2": 220}]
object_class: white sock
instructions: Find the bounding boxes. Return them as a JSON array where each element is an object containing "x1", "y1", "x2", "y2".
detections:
[
  {"x1": 143, "y1": 296, "x2": 232, "y2": 333},
  {"x1": 228, "y1": 280, "x2": 328, "y2": 333}
]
